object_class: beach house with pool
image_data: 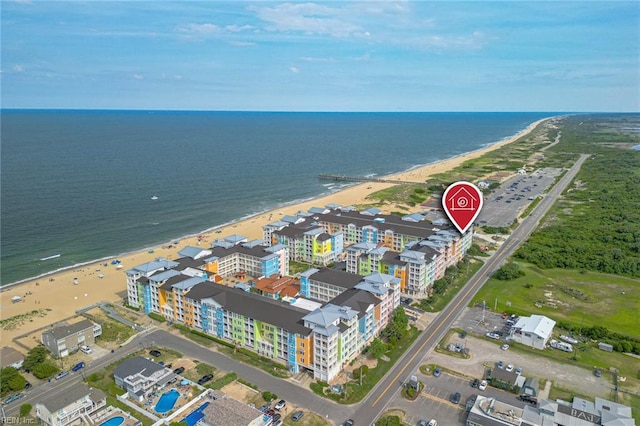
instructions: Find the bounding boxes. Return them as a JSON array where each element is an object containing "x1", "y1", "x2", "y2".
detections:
[
  {"x1": 36, "y1": 383, "x2": 106, "y2": 426},
  {"x1": 113, "y1": 356, "x2": 174, "y2": 402}
]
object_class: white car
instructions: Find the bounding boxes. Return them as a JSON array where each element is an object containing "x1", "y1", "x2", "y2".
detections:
[
  {"x1": 486, "y1": 332, "x2": 500, "y2": 340},
  {"x1": 428, "y1": 420, "x2": 437, "y2": 426},
  {"x1": 501, "y1": 344, "x2": 510, "y2": 351},
  {"x1": 479, "y1": 380, "x2": 488, "y2": 391},
  {"x1": 80, "y1": 345, "x2": 92, "y2": 354},
  {"x1": 506, "y1": 364, "x2": 514, "y2": 372}
]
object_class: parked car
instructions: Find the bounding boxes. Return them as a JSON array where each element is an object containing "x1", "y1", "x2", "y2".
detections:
[
  {"x1": 292, "y1": 411, "x2": 305, "y2": 422},
  {"x1": 149, "y1": 349, "x2": 161, "y2": 357},
  {"x1": 428, "y1": 421, "x2": 437, "y2": 426},
  {"x1": 450, "y1": 392, "x2": 461, "y2": 404},
  {"x1": 24, "y1": 381, "x2": 32, "y2": 390},
  {"x1": 3, "y1": 393, "x2": 24, "y2": 404},
  {"x1": 72, "y1": 362, "x2": 85, "y2": 372},
  {"x1": 418, "y1": 420, "x2": 428, "y2": 426},
  {"x1": 271, "y1": 414, "x2": 281, "y2": 423},
  {"x1": 173, "y1": 366, "x2": 185, "y2": 375},
  {"x1": 486, "y1": 332, "x2": 500, "y2": 340},
  {"x1": 506, "y1": 364, "x2": 514, "y2": 372},
  {"x1": 479, "y1": 380, "x2": 488, "y2": 391},
  {"x1": 80, "y1": 345, "x2": 92, "y2": 354},
  {"x1": 501, "y1": 344, "x2": 510, "y2": 351},
  {"x1": 342, "y1": 420, "x2": 354, "y2": 426},
  {"x1": 515, "y1": 367, "x2": 522, "y2": 375},
  {"x1": 594, "y1": 369, "x2": 602, "y2": 377},
  {"x1": 518, "y1": 395, "x2": 538, "y2": 405},
  {"x1": 197, "y1": 374, "x2": 213, "y2": 385},
  {"x1": 471, "y1": 378, "x2": 479, "y2": 388},
  {"x1": 259, "y1": 403, "x2": 271, "y2": 413},
  {"x1": 497, "y1": 360, "x2": 504, "y2": 369},
  {"x1": 433, "y1": 367, "x2": 442, "y2": 377},
  {"x1": 55, "y1": 370, "x2": 69, "y2": 380},
  {"x1": 274, "y1": 399, "x2": 286, "y2": 410}
]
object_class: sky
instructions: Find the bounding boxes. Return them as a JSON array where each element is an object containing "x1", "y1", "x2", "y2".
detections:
[{"x1": 1, "y1": 1, "x2": 639, "y2": 112}]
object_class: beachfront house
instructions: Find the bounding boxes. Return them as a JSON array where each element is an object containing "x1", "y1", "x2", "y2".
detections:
[
  {"x1": 41, "y1": 319, "x2": 102, "y2": 358},
  {"x1": 113, "y1": 356, "x2": 174, "y2": 402},
  {"x1": 0, "y1": 346, "x2": 25, "y2": 370},
  {"x1": 36, "y1": 383, "x2": 106, "y2": 426}
]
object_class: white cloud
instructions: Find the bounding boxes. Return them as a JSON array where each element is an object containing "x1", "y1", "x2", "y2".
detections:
[
  {"x1": 300, "y1": 56, "x2": 336, "y2": 63},
  {"x1": 133, "y1": 74, "x2": 143, "y2": 80},
  {"x1": 178, "y1": 23, "x2": 222, "y2": 35},
  {"x1": 13, "y1": 64, "x2": 25, "y2": 72},
  {"x1": 229, "y1": 41, "x2": 257, "y2": 47},
  {"x1": 289, "y1": 66, "x2": 300, "y2": 73},
  {"x1": 225, "y1": 24, "x2": 254, "y2": 32},
  {"x1": 250, "y1": 3, "x2": 361, "y2": 38}
]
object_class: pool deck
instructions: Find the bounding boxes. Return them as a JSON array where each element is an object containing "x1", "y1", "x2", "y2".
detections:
[{"x1": 91, "y1": 407, "x2": 141, "y2": 426}]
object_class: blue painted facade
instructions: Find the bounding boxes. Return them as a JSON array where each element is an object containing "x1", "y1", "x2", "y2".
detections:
[
  {"x1": 201, "y1": 303, "x2": 211, "y2": 333},
  {"x1": 287, "y1": 333, "x2": 298, "y2": 373},
  {"x1": 214, "y1": 307, "x2": 225, "y2": 337},
  {"x1": 142, "y1": 284, "x2": 152, "y2": 314},
  {"x1": 300, "y1": 275, "x2": 310, "y2": 298},
  {"x1": 261, "y1": 257, "x2": 279, "y2": 278},
  {"x1": 331, "y1": 234, "x2": 344, "y2": 261}
]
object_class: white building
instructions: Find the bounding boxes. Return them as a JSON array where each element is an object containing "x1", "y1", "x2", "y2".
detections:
[
  {"x1": 36, "y1": 383, "x2": 106, "y2": 426},
  {"x1": 113, "y1": 356, "x2": 174, "y2": 402},
  {"x1": 509, "y1": 315, "x2": 556, "y2": 350}
]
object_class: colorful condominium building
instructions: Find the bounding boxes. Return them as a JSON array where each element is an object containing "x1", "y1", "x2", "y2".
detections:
[
  {"x1": 127, "y1": 249, "x2": 399, "y2": 381},
  {"x1": 264, "y1": 206, "x2": 472, "y2": 295}
]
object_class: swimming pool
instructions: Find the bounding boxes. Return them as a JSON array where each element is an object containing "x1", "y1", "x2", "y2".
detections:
[
  {"x1": 99, "y1": 416, "x2": 124, "y2": 426},
  {"x1": 154, "y1": 389, "x2": 180, "y2": 413}
]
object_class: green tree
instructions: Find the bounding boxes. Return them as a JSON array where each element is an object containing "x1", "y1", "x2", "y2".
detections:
[
  {"x1": 23, "y1": 346, "x2": 48, "y2": 370},
  {"x1": 1, "y1": 367, "x2": 25, "y2": 395},
  {"x1": 494, "y1": 262, "x2": 525, "y2": 280},
  {"x1": 368, "y1": 338, "x2": 387, "y2": 359},
  {"x1": 32, "y1": 363, "x2": 59, "y2": 379}
]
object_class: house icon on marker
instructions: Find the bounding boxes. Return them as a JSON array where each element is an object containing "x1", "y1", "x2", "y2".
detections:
[{"x1": 446, "y1": 187, "x2": 479, "y2": 211}]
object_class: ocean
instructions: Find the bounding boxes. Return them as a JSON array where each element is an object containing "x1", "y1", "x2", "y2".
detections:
[{"x1": 0, "y1": 110, "x2": 554, "y2": 286}]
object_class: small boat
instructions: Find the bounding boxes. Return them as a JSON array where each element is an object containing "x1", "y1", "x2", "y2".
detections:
[
  {"x1": 40, "y1": 254, "x2": 61, "y2": 261},
  {"x1": 151, "y1": 196, "x2": 159, "y2": 200}
]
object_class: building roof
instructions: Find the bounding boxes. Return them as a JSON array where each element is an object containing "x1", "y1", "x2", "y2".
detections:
[
  {"x1": 254, "y1": 275, "x2": 300, "y2": 297},
  {"x1": 126, "y1": 258, "x2": 178, "y2": 276},
  {"x1": 328, "y1": 289, "x2": 379, "y2": 318},
  {"x1": 0, "y1": 346, "x2": 24, "y2": 367},
  {"x1": 200, "y1": 390, "x2": 262, "y2": 426},
  {"x1": 43, "y1": 319, "x2": 95, "y2": 341},
  {"x1": 514, "y1": 315, "x2": 556, "y2": 338},
  {"x1": 186, "y1": 282, "x2": 311, "y2": 336},
  {"x1": 113, "y1": 356, "x2": 166, "y2": 380},
  {"x1": 38, "y1": 383, "x2": 104, "y2": 412},
  {"x1": 308, "y1": 267, "x2": 363, "y2": 289}
]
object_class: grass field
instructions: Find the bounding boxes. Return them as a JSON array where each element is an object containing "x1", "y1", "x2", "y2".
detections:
[{"x1": 471, "y1": 262, "x2": 640, "y2": 338}]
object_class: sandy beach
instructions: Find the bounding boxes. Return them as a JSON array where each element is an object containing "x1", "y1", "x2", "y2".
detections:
[{"x1": 0, "y1": 118, "x2": 550, "y2": 346}]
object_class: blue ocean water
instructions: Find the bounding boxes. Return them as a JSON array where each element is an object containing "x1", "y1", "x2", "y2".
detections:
[{"x1": 1, "y1": 110, "x2": 553, "y2": 285}]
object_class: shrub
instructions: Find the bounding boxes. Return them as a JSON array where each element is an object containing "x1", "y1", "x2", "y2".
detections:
[
  {"x1": 262, "y1": 391, "x2": 277, "y2": 401},
  {"x1": 494, "y1": 262, "x2": 525, "y2": 280},
  {"x1": 32, "y1": 363, "x2": 59, "y2": 379},
  {"x1": 19, "y1": 404, "x2": 32, "y2": 417},
  {"x1": 148, "y1": 312, "x2": 166, "y2": 322}
]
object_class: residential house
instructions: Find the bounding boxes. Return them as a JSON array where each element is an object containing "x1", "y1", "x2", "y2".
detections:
[
  {"x1": 196, "y1": 390, "x2": 264, "y2": 426},
  {"x1": 0, "y1": 346, "x2": 24, "y2": 370},
  {"x1": 41, "y1": 319, "x2": 102, "y2": 358},
  {"x1": 113, "y1": 356, "x2": 174, "y2": 402},
  {"x1": 509, "y1": 315, "x2": 556, "y2": 350},
  {"x1": 36, "y1": 383, "x2": 106, "y2": 426}
]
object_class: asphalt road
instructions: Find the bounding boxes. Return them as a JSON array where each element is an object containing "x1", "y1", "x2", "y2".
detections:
[
  {"x1": 352, "y1": 153, "x2": 589, "y2": 425},
  {"x1": 5, "y1": 154, "x2": 589, "y2": 425}
]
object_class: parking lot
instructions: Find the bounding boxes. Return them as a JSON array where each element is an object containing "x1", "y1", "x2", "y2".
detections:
[
  {"x1": 477, "y1": 168, "x2": 563, "y2": 227},
  {"x1": 388, "y1": 369, "x2": 532, "y2": 425}
]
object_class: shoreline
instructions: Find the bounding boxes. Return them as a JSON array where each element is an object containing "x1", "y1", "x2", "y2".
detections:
[
  {"x1": 0, "y1": 120, "x2": 548, "y2": 290},
  {"x1": 0, "y1": 116, "x2": 554, "y2": 346}
]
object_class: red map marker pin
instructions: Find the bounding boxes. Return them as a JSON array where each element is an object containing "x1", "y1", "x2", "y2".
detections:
[{"x1": 442, "y1": 181, "x2": 484, "y2": 234}]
